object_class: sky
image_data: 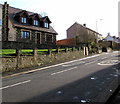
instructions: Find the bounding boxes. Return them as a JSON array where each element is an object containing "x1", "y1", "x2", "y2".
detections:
[{"x1": 0, "y1": 0, "x2": 119, "y2": 40}]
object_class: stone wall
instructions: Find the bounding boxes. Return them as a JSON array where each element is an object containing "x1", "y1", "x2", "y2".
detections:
[
  {"x1": 2, "y1": 50, "x2": 84, "y2": 73},
  {"x1": 8, "y1": 20, "x2": 16, "y2": 41}
]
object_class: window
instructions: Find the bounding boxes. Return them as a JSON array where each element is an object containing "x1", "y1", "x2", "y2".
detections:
[
  {"x1": 44, "y1": 22, "x2": 49, "y2": 28},
  {"x1": 33, "y1": 20, "x2": 39, "y2": 26},
  {"x1": 21, "y1": 17, "x2": 27, "y2": 23},
  {"x1": 46, "y1": 34, "x2": 52, "y2": 42},
  {"x1": 22, "y1": 31, "x2": 30, "y2": 38}
]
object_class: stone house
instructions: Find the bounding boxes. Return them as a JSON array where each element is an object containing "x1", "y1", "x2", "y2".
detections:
[
  {"x1": 0, "y1": 2, "x2": 57, "y2": 48},
  {"x1": 67, "y1": 22, "x2": 102, "y2": 44}
]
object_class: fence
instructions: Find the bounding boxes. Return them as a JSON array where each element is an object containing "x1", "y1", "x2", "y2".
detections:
[{"x1": 1, "y1": 46, "x2": 92, "y2": 73}]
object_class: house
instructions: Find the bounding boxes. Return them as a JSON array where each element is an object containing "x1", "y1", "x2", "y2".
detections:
[
  {"x1": 56, "y1": 22, "x2": 102, "y2": 47},
  {"x1": 67, "y1": 22, "x2": 102, "y2": 43},
  {"x1": 1, "y1": 2, "x2": 58, "y2": 49},
  {"x1": 104, "y1": 33, "x2": 120, "y2": 43}
]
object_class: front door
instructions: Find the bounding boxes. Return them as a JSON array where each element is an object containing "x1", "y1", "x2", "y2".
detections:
[{"x1": 37, "y1": 33, "x2": 40, "y2": 44}]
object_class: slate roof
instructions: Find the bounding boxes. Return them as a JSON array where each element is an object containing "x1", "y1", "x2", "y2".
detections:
[{"x1": 1, "y1": 4, "x2": 58, "y2": 34}]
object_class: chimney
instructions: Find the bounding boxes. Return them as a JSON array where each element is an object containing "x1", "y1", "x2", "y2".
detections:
[
  {"x1": 108, "y1": 33, "x2": 110, "y2": 36},
  {"x1": 83, "y1": 24, "x2": 86, "y2": 27},
  {"x1": 2, "y1": 2, "x2": 9, "y2": 41}
]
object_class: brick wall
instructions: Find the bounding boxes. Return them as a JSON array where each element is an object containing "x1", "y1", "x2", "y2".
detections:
[{"x1": 56, "y1": 38, "x2": 76, "y2": 46}]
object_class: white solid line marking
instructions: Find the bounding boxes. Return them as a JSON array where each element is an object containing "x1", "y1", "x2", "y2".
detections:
[
  {"x1": 0, "y1": 80, "x2": 31, "y2": 90},
  {"x1": 62, "y1": 61, "x2": 85, "y2": 67},
  {"x1": 51, "y1": 67, "x2": 77, "y2": 75}
]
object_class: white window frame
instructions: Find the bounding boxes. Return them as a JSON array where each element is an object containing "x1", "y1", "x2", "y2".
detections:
[
  {"x1": 44, "y1": 22, "x2": 49, "y2": 28},
  {"x1": 21, "y1": 17, "x2": 27, "y2": 23},
  {"x1": 33, "y1": 20, "x2": 39, "y2": 26},
  {"x1": 22, "y1": 31, "x2": 30, "y2": 38}
]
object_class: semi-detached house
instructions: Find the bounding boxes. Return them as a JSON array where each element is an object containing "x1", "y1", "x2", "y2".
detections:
[{"x1": 0, "y1": 2, "x2": 58, "y2": 49}]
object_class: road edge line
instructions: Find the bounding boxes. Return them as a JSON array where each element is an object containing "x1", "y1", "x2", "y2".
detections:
[{"x1": 2, "y1": 53, "x2": 107, "y2": 79}]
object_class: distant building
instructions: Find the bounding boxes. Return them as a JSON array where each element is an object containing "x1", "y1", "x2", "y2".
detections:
[
  {"x1": 1, "y1": 2, "x2": 58, "y2": 48},
  {"x1": 104, "y1": 33, "x2": 120, "y2": 43},
  {"x1": 67, "y1": 22, "x2": 102, "y2": 43}
]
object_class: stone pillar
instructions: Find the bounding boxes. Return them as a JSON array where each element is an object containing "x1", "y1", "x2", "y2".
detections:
[
  {"x1": 16, "y1": 49, "x2": 21, "y2": 69},
  {"x1": 56, "y1": 47, "x2": 60, "y2": 53},
  {"x1": 77, "y1": 47, "x2": 81, "y2": 51},
  {"x1": 48, "y1": 48, "x2": 52, "y2": 55},
  {"x1": 72, "y1": 47, "x2": 76, "y2": 51},
  {"x1": 86, "y1": 47, "x2": 89, "y2": 55},
  {"x1": 40, "y1": 32, "x2": 42, "y2": 44},
  {"x1": 33, "y1": 48, "x2": 38, "y2": 62},
  {"x1": 35, "y1": 32, "x2": 37, "y2": 44},
  {"x1": 84, "y1": 47, "x2": 88, "y2": 55},
  {"x1": 65, "y1": 47, "x2": 68, "y2": 53}
]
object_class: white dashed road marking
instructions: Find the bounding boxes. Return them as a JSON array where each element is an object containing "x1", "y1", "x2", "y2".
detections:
[
  {"x1": 51, "y1": 67, "x2": 77, "y2": 75},
  {"x1": 0, "y1": 80, "x2": 31, "y2": 90}
]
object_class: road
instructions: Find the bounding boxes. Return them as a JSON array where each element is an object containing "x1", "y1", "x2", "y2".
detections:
[{"x1": 1, "y1": 51, "x2": 120, "y2": 103}]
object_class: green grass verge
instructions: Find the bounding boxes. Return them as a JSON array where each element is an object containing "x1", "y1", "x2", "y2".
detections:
[{"x1": 0, "y1": 48, "x2": 74, "y2": 56}]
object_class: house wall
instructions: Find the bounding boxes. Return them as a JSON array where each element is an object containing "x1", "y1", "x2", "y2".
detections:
[
  {"x1": 77, "y1": 25, "x2": 88, "y2": 42},
  {"x1": 67, "y1": 23, "x2": 89, "y2": 42},
  {"x1": 0, "y1": 4, "x2": 2, "y2": 41},
  {"x1": 8, "y1": 20, "x2": 16, "y2": 41},
  {"x1": 67, "y1": 23, "x2": 77, "y2": 39},
  {"x1": 67, "y1": 23, "x2": 101, "y2": 44},
  {"x1": 15, "y1": 28, "x2": 56, "y2": 45},
  {"x1": 97, "y1": 34, "x2": 102, "y2": 41}
]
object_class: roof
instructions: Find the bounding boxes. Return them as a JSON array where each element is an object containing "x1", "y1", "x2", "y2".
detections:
[
  {"x1": 2, "y1": 3, "x2": 58, "y2": 34},
  {"x1": 104, "y1": 34, "x2": 120, "y2": 43},
  {"x1": 67, "y1": 22, "x2": 102, "y2": 36}
]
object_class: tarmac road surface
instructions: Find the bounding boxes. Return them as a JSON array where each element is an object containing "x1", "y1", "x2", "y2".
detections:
[{"x1": 1, "y1": 51, "x2": 120, "y2": 103}]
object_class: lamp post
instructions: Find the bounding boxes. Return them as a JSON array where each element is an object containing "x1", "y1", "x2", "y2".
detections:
[{"x1": 96, "y1": 19, "x2": 103, "y2": 33}]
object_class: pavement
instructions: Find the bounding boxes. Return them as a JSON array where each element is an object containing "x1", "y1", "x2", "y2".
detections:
[{"x1": 1, "y1": 51, "x2": 120, "y2": 103}]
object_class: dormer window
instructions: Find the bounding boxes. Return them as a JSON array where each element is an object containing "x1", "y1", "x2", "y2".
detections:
[
  {"x1": 42, "y1": 16, "x2": 51, "y2": 28},
  {"x1": 33, "y1": 20, "x2": 39, "y2": 26},
  {"x1": 44, "y1": 22, "x2": 49, "y2": 28},
  {"x1": 21, "y1": 17, "x2": 27, "y2": 23}
]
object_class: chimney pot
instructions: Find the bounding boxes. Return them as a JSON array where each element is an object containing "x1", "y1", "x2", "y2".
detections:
[{"x1": 83, "y1": 24, "x2": 86, "y2": 27}]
